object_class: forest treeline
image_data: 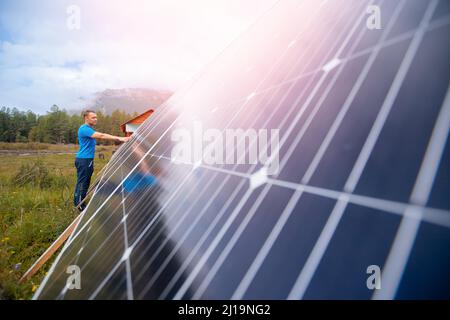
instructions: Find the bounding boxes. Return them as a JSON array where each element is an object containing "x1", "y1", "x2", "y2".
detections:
[{"x1": 0, "y1": 105, "x2": 138, "y2": 145}]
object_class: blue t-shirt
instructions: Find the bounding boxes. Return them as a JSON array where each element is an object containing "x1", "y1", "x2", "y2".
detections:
[
  {"x1": 76, "y1": 124, "x2": 96, "y2": 158},
  {"x1": 123, "y1": 172, "x2": 158, "y2": 194}
]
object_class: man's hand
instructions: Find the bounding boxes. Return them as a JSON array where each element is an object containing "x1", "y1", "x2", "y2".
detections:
[{"x1": 118, "y1": 136, "x2": 130, "y2": 143}]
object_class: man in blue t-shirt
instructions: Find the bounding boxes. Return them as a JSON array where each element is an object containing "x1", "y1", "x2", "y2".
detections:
[{"x1": 74, "y1": 110, "x2": 129, "y2": 211}]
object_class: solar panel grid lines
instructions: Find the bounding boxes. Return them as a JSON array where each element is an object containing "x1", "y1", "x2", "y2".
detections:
[
  {"x1": 93, "y1": 107, "x2": 171, "y2": 179},
  {"x1": 57, "y1": 157, "x2": 192, "y2": 298},
  {"x1": 230, "y1": 1, "x2": 405, "y2": 292},
  {"x1": 68, "y1": 117, "x2": 223, "y2": 280},
  {"x1": 321, "y1": 18, "x2": 449, "y2": 301},
  {"x1": 59, "y1": 157, "x2": 246, "y2": 298},
  {"x1": 266, "y1": 176, "x2": 450, "y2": 229},
  {"x1": 290, "y1": 0, "x2": 445, "y2": 299},
  {"x1": 201, "y1": 13, "x2": 450, "y2": 115},
  {"x1": 68, "y1": 130, "x2": 167, "y2": 243},
  {"x1": 80, "y1": 99, "x2": 274, "y2": 298},
  {"x1": 83, "y1": 111, "x2": 177, "y2": 203},
  {"x1": 82, "y1": 1, "x2": 370, "y2": 300},
  {"x1": 80, "y1": 167, "x2": 135, "y2": 301},
  {"x1": 75, "y1": 87, "x2": 208, "y2": 211},
  {"x1": 35, "y1": 0, "x2": 376, "y2": 300},
  {"x1": 249, "y1": 1, "x2": 366, "y2": 93},
  {"x1": 34, "y1": 0, "x2": 450, "y2": 300},
  {"x1": 132, "y1": 1, "x2": 370, "y2": 300},
  {"x1": 120, "y1": 166, "x2": 134, "y2": 300},
  {"x1": 60, "y1": 222, "x2": 125, "y2": 299},
  {"x1": 87, "y1": 140, "x2": 255, "y2": 298},
  {"x1": 32, "y1": 150, "x2": 114, "y2": 299},
  {"x1": 285, "y1": 0, "x2": 409, "y2": 300},
  {"x1": 63, "y1": 0, "x2": 418, "y2": 206},
  {"x1": 134, "y1": 176, "x2": 242, "y2": 298},
  {"x1": 373, "y1": 84, "x2": 450, "y2": 300},
  {"x1": 69, "y1": 33, "x2": 442, "y2": 296},
  {"x1": 62, "y1": 117, "x2": 181, "y2": 246},
  {"x1": 116, "y1": 151, "x2": 450, "y2": 229},
  {"x1": 130, "y1": 168, "x2": 232, "y2": 286},
  {"x1": 118, "y1": 104, "x2": 282, "y2": 288},
  {"x1": 344, "y1": 1, "x2": 439, "y2": 195},
  {"x1": 175, "y1": 19, "x2": 356, "y2": 300},
  {"x1": 265, "y1": 2, "x2": 378, "y2": 171},
  {"x1": 51, "y1": 190, "x2": 144, "y2": 293},
  {"x1": 174, "y1": 0, "x2": 376, "y2": 300},
  {"x1": 35, "y1": 121, "x2": 184, "y2": 298},
  {"x1": 79, "y1": 168, "x2": 194, "y2": 299},
  {"x1": 230, "y1": 186, "x2": 305, "y2": 299},
  {"x1": 301, "y1": 1, "x2": 406, "y2": 186},
  {"x1": 178, "y1": 3, "x2": 446, "y2": 298},
  {"x1": 64, "y1": 3, "x2": 302, "y2": 245},
  {"x1": 126, "y1": 34, "x2": 330, "y2": 300},
  {"x1": 46, "y1": 150, "x2": 196, "y2": 298},
  {"x1": 409, "y1": 88, "x2": 450, "y2": 208},
  {"x1": 146, "y1": 18, "x2": 447, "y2": 146},
  {"x1": 91, "y1": 167, "x2": 247, "y2": 299},
  {"x1": 59, "y1": 166, "x2": 136, "y2": 300},
  {"x1": 204, "y1": 3, "x2": 383, "y2": 299},
  {"x1": 156, "y1": 178, "x2": 251, "y2": 299}
]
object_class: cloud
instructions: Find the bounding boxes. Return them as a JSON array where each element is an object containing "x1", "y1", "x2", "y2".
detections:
[{"x1": 0, "y1": 0, "x2": 277, "y2": 113}]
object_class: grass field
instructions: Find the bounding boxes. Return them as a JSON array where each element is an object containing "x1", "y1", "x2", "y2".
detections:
[{"x1": 0, "y1": 143, "x2": 116, "y2": 299}]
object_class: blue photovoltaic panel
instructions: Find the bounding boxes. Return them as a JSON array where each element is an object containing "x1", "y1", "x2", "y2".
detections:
[{"x1": 34, "y1": 0, "x2": 450, "y2": 300}]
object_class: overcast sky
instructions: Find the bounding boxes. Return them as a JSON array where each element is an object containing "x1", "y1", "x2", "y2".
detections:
[{"x1": 0, "y1": 0, "x2": 276, "y2": 114}]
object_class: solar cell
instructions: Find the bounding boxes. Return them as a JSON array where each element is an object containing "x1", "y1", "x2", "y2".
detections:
[{"x1": 34, "y1": 0, "x2": 450, "y2": 300}]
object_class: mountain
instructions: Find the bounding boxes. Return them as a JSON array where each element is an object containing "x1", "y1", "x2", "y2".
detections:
[{"x1": 89, "y1": 88, "x2": 173, "y2": 115}]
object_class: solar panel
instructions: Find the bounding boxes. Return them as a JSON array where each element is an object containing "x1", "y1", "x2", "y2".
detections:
[{"x1": 34, "y1": 0, "x2": 450, "y2": 300}]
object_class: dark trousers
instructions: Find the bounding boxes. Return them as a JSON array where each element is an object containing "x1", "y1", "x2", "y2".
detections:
[{"x1": 74, "y1": 158, "x2": 94, "y2": 211}]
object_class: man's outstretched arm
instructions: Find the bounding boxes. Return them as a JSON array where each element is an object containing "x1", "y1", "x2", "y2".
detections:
[{"x1": 91, "y1": 132, "x2": 130, "y2": 143}]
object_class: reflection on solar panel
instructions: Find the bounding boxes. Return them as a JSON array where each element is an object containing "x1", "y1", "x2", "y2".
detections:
[{"x1": 34, "y1": 0, "x2": 450, "y2": 299}]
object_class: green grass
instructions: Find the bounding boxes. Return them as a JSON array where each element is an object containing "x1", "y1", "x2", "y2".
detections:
[
  {"x1": 0, "y1": 144, "x2": 115, "y2": 299},
  {"x1": 0, "y1": 142, "x2": 115, "y2": 152},
  {"x1": 0, "y1": 142, "x2": 50, "y2": 150}
]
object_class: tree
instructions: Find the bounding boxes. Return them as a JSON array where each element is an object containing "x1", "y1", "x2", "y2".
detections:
[{"x1": 1, "y1": 105, "x2": 136, "y2": 144}]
